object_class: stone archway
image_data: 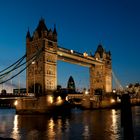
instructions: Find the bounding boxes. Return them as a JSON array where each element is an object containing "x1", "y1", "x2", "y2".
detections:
[{"x1": 29, "y1": 83, "x2": 42, "y2": 96}]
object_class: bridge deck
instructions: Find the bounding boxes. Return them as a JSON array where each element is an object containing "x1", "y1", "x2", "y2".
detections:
[{"x1": 57, "y1": 47, "x2": 103, "y2": 67}]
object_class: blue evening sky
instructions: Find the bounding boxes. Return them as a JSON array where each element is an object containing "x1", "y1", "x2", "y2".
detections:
[{"x1": 0, "y1": 0, "x2": 140, "y2": 90}]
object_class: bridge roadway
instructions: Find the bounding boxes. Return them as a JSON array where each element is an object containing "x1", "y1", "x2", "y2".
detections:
[
  {"x1": 57, "y1": 47, "x2": 103, "y2": 67},
  {"x1": 0, "y1": 95, "x2": 35, "y2": 108},
  {"x1": 0, "y1": 96, "x2": 34, "y2": 100},
  {"x1": 0, "y1": 94, "x2": 35, "y2": 100}
]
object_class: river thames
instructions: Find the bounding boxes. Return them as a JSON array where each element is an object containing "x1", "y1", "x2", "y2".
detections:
[{"x1": 0, "y1": 106, "x2": 140, "y2": 140}]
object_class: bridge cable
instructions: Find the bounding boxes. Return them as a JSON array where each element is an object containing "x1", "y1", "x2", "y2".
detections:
[
  {"x1": 0, "y1": 46, "x2": 44, "y2": 84},
  {"x1": 0, "y1": 54, "x2": 26, "y2": 74},
  {"x1": 0, "y1": 55, "x2": 26, "y2": 77},
  {"x1": 112, "y1": 70, "x2": 123, "y2": 91},
  {"x1": 0, "y1": 46, "x2": 43, "y2": 79}
]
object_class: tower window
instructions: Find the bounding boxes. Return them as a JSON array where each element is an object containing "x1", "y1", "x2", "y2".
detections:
[
  {"x1": 48, "y1": 41, "x2": 53, "y2": 46},
  {"x1": 107, "y1": 61, "x2": 110, "y2": 64}
]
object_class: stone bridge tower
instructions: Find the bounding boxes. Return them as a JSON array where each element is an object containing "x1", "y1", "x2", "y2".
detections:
[
  {"x1": 90, "y1": 44, "x2": 112, "y2": 95},
  {"x1": 26, "y1": 19, "x2": 57, "y2": 95}
]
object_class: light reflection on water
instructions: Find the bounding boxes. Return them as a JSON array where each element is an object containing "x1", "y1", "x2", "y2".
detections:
[
  {"x1": 11, "y1": 115, "x2": 20, "y2": 140},
  {"x1": 0, "y1": 107, "x2": 140, "y2": 140},
  {"x1": 47, "y1": 118, "x2": 55, "y2": 139},
  {"x1": 110, "y1": 109, "x2": 122, "y2": 140}
]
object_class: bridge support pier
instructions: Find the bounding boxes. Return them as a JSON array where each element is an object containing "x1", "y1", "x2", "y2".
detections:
[
  {"x1": 90, "y1": 65, "x2": 95, "y2": 96},
  {"x1": 15, "y1": 95, "x2": 55, "y2": 114},
  {"x1": 81, "y1": 95, "x2": 99, "y2": 109}
]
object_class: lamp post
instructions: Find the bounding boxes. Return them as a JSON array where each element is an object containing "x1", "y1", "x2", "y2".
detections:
[{"x1": 32, "y1": 61, "x2": 35, "y2": 94}]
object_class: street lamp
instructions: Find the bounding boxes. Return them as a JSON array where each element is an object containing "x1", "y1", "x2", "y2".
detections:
[
  {"x1": 85, "y1": 90, "x2": 89, "y2": 95},
  {"x1": 32, "y1": 61, "x2": 35, "y2": 94},
  {"x1": 113, "y1": 89, "x2": 116, "y2": 93}
]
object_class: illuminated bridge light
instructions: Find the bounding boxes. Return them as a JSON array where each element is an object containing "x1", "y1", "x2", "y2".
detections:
[
  {"x1": 70, "y1": 50, "x2": 74, "y2": 53},
  {"x1": 110, "y1": 99, "x2": 115, "y2": 103},
  {"x1": 48, "y1": 96, "x2": 53, "y2": 104},
  {"x1": 57, "y1": 96, "x2": 63, "y2": 105},
  {"x1": 85, "y1": 90, "x2": 89, "y2": 95},
  {"x1": 32, "y1": 61, "x2": 35, "y2": 64},
  {"x1": 83, "y1": 52, "x2": 88, "y2": 57},
  {"x1": 66, "y1": 96, "x2": 68, "y2": 101},
  {"x1": 14, "y1": 100, "x2": 18, "y2": 106}
]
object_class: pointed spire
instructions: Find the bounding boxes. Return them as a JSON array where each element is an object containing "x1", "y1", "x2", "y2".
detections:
[
  {"x1": 108, "y1": 51, "x2": 111, "y2": 56},
  {"x1": 48, "y1": 28, "x2": 52, "y2": 34},
  {"x1": 26, "y1": 28, "x2": 31, "y2": 39},
  {"x1": 48, "y1": 29, "x2": 53, "y2": 39},
  {"x1": 95, "y1": 44, "x2": 105, "y2": 58},
  {"x1": 35, "y1": 18, "x2": 48, "y2": 38},
  {"x1": 53, "y1": 24, "x2": 57, "y2": 35},
  {"x1": 37, "y1": 18, "x2": 47, "y2": 31},
  {"x1": 97, "y1": 44, "x2": 104, "y2": 52}
]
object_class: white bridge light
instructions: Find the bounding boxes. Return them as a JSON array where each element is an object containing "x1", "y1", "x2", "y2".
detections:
[
  {"x1": 66, "y1": 96, "x2": 68, "y2": 101},
  {"x1": 113, "y1": 89, "x2": 116, "y2": 93},
  {"x1": 57, "y1": 96, "x2": 62, "y2": 104},
  {"x1": 32, "y1": 61, "x2": 35, "y2": 64},
  {"x1": 14, "y1": 100, "x2": 18, "y2": 106},
  {"x1": 70, "y1": 50, "x2": 74, "y2": 53},
  {"x1": 48, "y1": 96, "x2": 53, "y2": 104},
  {"x1": 85, "y1": 90, "x2": 89, "y2": 95},
  {"x1": 110, "y1": 99, "x2": 115, "y2": 103},
  {"x1": 83, "y1": 52, "x2": 88, "y2": 57}
]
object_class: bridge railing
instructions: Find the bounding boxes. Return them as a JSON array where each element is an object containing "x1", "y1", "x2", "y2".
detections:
[{"x1": 0, "y1": 93, "x2": 35, "y2": 97}]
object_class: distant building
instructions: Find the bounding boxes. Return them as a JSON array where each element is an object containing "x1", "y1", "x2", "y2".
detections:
[
  {"x1": 67, "y1": 76, "x2": 76, "y2": 92},
  {"x1": 13, "y1": 88, "x2": 26, "y2": 95}
]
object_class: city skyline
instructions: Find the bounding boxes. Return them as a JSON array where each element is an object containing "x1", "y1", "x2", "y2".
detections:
[{"x1": 0, "y1": 0, "x2": 140, "y2": 91}]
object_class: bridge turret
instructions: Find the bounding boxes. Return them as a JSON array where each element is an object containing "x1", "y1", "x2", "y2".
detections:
[
  {"x1": 95, "y1": 44, "x2": 105, "y2": 59},
  {"x1": 35, "y1": 18, "x2": 48, "y2": 36},
  {"x1": 90, "y1": 44, "x2": 112, "y2": 94},
  {"x1": 26, "y1": 19, "x2": 58, "y2": 95},
  {"x1": 30, "y1": 18, "x2": 57, "y2": 42}
]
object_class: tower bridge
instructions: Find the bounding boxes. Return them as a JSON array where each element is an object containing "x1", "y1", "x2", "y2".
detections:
[
  {"x1": 0, "y1": 19, "x2": 112, "y2": 113},
  {"x1": 26, "y1": 19, "x2": 112, "y2": 97}
]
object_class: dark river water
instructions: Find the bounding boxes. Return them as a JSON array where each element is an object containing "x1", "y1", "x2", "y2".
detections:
[{"x1": 0, "y1": 106, "x2": 140, "y2": 140}]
